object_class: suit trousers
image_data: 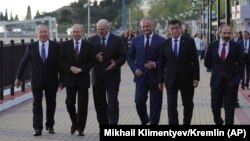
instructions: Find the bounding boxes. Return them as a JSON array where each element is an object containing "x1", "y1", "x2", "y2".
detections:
[
  {"x1": 32, "y1": 86, "x2": 57, "y2": 130},
  {"x1": 65, "y1": 86, "x2": 89, "y2": 130},
  {"x1": 242, "y1": 54, "x2": 250, "y2": 87},
  {"x1": 135, "y1": 77, "x2": 162, "y2": 125},
  {"x1": 211, "y1": 78, "x2": 238, "y2": 125},
  {"x1": 93, "y1": 81, "x2": 120, "y2": 125},
  {"x1": 166, "y1": 78, "x2": 194, "y2": 125}
]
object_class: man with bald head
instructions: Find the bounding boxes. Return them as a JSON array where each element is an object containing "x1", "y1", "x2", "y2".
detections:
[
  {"x1": 15, "y1": 24, "x2": 62, "y2": 136},
  {"x1": 59, "y1": 24, "x2": 95, "y2": 136},
  {"x1": 204, "y1": 24, "x2": 244, "y2": 125},
  {"x1": 89, "y1": 19, "x2": 127, "y2": 127}
]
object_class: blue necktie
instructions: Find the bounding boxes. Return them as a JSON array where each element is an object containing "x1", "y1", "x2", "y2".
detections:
[
  {"x1": 41, "y1": 43, "x2": 46, "y2": 63},
  {"x1": 174, "y1": 39, "x2": 178, "y2": 58}
]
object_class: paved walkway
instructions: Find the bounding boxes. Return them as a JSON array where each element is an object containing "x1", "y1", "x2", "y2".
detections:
[{"x1": 0, "y1": 61, "x2": 250, "y2": 141}]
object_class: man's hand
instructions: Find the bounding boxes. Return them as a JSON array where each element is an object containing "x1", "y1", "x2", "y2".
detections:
[
  {"x1": 144, "y1": 61, "x2": 155, "y2": 69},
  {"x1": 135, "y1": 69, "x2": 143, "y2": 77},
  {"x1": 70, "y1": 66, "x2": 82, "y2": 74},
  {"x1": 15, "y1": 79, "x2": 21, "y2": 88},
  {"x1": 193, "y1": 80, "x2": 199, "y2": 88},
  {"x1": 59, "y1": 82, "x2": 64, "y2": 90},
  {"x1": 158, "y1": 83, "x2": 163, "y2": 91},
  {"x1": 95, "y1": 52, "x2": 103, "y2": 62},
  {"x1": 105, "y1": 60, "x2": 117, "y2": 71}
]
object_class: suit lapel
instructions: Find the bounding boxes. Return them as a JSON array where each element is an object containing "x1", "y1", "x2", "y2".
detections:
[
  {"x1": 214, "y1": 41, "x2": 221, "y2": 61},
  {"x1": 35, "y1": 42, "x2": 44, "y2": 63},
  {"x1": 178, "y1": 36, "x2": 185, "y2": 59},
  {"x1": 46, "y1": 40, "x2": 53, "y2": 63}
]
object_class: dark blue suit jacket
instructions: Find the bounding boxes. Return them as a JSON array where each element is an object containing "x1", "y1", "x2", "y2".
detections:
[
  {"x1": 127, "y1": 33, "x2": 165, "y2": 83},
  {"x1": 16, "y1": 40, "x2": 60, "y2": 89},
  {"x1": 159, "y1": 35, "x2": 200, "y2": 88},
  {"x1": 204, "y1": 40, "x2": 244, "y2": 88}
]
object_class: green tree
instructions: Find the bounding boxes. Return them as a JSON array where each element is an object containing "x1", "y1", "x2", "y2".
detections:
[
  {"x1": 10, "y1": 12, "x2": 14, "y2": 21},
  {"x1": 5, "y1": 9, "x2": 8, "y2": 21},
  {"x1": 0, "y1": 13, "x2": 3, "y2": 21},
  {"x1": 26, "y1": 5, "x2": 32, "y2": 19},
  {"x1": 14, "y1": 15, "x2": 19, "y2": 21}
]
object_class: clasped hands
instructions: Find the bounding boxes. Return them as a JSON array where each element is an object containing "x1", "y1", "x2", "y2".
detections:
[
  {"x1": 95, "y1": 52, "x2": 116, "y2": 71},
  {"x1": 70, "y1": 66, "x2": 82, "y2": 74}
]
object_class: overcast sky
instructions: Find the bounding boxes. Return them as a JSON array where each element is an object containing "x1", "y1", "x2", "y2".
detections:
[{"x1": 0, "y1": 0, "x2": 79, "y2": 20}]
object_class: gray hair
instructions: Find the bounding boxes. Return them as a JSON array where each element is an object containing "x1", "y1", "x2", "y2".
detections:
[
  {"x1": 36, "y1": 24, "x2": 49, "y2": 33},
  {"x1": 97, "y1": 19, "x2": 110, "y2": 29}
]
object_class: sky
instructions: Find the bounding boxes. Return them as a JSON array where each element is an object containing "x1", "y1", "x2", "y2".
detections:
[{"x1": 0, "y1": 0, "x2": 79, "y2": 20}]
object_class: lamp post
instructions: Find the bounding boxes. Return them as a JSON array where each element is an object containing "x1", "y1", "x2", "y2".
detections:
[
  {"x1": 83, "y1": 0, "x2": 91, "y2": 38},
  {"x1": 122, "y1": 0, "x2": 126, "y2": 31}
]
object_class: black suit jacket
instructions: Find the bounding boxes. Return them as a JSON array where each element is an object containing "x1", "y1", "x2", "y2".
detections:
[
  {"x1": 89, "y1": 33, "x2": 127, "y2": 85},
  {"x1": 16, "y1": 40, "x2": 60, "y2": 89},
  {"x1": 159, "y1": 36, "x2": 200, "y2": 88},
  {"x1": 204, "y1": 40, "x2": 244, "y2": 88},
  {"x1": 59, "y1": 39, "x2": 95, "y2": 88}
]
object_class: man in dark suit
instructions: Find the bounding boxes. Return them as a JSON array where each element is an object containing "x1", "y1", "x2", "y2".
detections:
[
  {"x1": 15, "y1": 24, "x2": 62, "y2": 136},
  {"x1": 127, "y1": 17, "x2": 165, "y2": 125},
  {"x1": 158, "y1": 19, "x2": 200, "y2": 125},
  {"x1": 89, "y1": 19, "x2": 127, "y2": 127},
  {"x1": 239, "y1": 31, "x2": 250, "y2": 90},
  {"x1": 204, "y1": 24, "x2": 244, "y2": 125},
  {"x1": 59, "y1": 24, "x2": 95, "y2": 136}
]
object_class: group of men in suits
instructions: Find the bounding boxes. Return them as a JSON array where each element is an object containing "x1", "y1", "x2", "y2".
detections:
[
  {"x1": 128, "y1": 18, "x2": 200, "y2": 125},
  {"x1": 15, "y1": 18, "x2": 244, "y2": 138},
  {"x1": 15, "y1": 19, "x2": 127, "y2": 136}
]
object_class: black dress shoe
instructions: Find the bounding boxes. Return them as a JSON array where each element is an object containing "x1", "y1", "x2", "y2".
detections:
[
  {"x1": 33, "y1": 130, "x2": 42, "y2": 136},
  {"x1": 71, "y1": 125, "x2": 77, "y2": 134},
  {"x1": 235, "y1": 103, "x2": 240, "y2": 108},
  {"x1": 46, "y1": 127, "x2": 55, "y2": 134},
  {"x1": 78, "y1": 130, "x2": 84, "y2": 136}
]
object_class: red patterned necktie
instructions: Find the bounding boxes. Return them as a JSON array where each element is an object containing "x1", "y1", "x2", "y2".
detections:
[
  {"x1": 221, "y1": 43, "x2": 226, "y2": 63},
  {"x1": 145, "y1": 35, "x2": 150, "y2": 54}
]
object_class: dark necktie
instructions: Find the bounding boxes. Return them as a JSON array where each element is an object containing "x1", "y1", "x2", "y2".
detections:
[
  {"x1": 75, "y1": 41, "x2": 79, "y2": 58},
  {"x1": 245, "y1": 40, "x2": 247, "y2": 52},
  {"x1": 145, "y1": 35, "x2": 150, "y2": 54},
  {"x1": 221, "y1": 43, "x2": 226, "y2": 63},
  {"x1": 41, "y1": 43, "x2": 46, "y2": 63},
  {"x1": 174, "y1": 39, "x2": 178, "y2": 58},
  {"x1": 101, "y1": 37, "x2": 106, "y2": 49}
]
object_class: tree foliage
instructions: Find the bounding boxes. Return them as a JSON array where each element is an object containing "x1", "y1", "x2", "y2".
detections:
[{"x1": 26, "y1": 6, "x2": 32, "y2": 20}]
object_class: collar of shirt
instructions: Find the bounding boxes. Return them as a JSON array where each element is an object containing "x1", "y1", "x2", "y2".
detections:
[
  {"x1": 144, "y1": 32, "x2": 153, "y2": 45},
  {"x1": 144, "y1": 32, "x2": 153, "y2": 39},
  {"x1": 219, "y1": 40, "x2": 229, "y2": 57},
  {"x1": 39, "y1": 40, "x2": 49, "y2": 58},
  {"x1": 39, "y1": 40, "x2": 49, "y2": 48},
  {"x1": 74, "y1": 39, "x2": 82, "y2": 49},
  {"x1": 100, "y1": 32, "x2": 110, "y2": 42},
  {"x1": 171, "y1": 35, "x2": 181, "y2": 48}
]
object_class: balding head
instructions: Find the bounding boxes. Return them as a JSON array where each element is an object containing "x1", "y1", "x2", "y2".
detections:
[
  {"x1": 36, "y1": 24, "x2": 49, "y2": 42},
  {"x1": 71, "y1": 24, "x2": 84, "y2": 41},
  {"x1": 97, "y1": 19, "x2": 109, "y2": 37},
  {"x1": 219, "y1": 24, "x2": 231, "y2": 42}
]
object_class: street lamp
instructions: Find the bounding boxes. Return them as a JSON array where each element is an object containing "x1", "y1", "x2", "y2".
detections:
[
  {"x1": 122, "y1": 0, "x2": 126, "y2": 31},
  {"x1": 192, "y1": 0, "x2": 197, "y2": 8},
  {"x1": 83, "y1": 0, "x2": 91, "y2": 38}
]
